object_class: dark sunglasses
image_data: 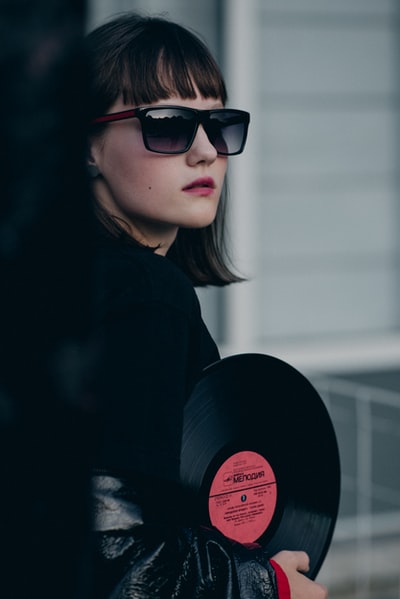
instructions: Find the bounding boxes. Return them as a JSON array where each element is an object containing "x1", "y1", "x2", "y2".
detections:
[{"x1": 91, "y1": 105, "x2": 250, "y2": 155}]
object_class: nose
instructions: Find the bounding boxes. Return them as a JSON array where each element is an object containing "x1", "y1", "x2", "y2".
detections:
[{"x1": 186, "y1": 124, "x2": 218, "y2": 165}]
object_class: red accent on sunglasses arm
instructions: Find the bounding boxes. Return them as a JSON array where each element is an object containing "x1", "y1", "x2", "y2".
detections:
[{"x1": 91, "y1": 109, "x2": 138, "y2": 125}]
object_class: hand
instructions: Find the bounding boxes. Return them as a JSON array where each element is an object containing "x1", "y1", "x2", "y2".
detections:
[{"x1": 272, "y1": 551, "x2": 328, "y2": 599}]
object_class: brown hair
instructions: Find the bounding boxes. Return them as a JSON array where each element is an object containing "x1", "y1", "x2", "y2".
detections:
[{"x1": 86, "y1": 13, "x2": 242, "y2": 285}]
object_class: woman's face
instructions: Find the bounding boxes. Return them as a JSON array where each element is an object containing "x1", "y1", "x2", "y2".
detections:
[{"x1": 89, "y1": 94, "x2": 228, "y2": 254}]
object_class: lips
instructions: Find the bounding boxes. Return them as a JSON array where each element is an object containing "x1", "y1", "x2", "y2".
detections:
[{"x1": 183, "y1": 177, "x2": 216, "y2": 192}]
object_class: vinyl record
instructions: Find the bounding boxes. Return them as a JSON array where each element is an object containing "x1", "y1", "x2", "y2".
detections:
[{"x1": 180, "y1": 353, "x2": 340, "y2": 580}]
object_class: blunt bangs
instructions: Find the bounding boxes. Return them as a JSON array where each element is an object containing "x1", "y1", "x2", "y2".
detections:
[
  {"x1": 87, "y1": 15, "x2": 227, "y2": 119},
  {"x1": 121, "y1": 26, "x2": 227, "y2": 106}
]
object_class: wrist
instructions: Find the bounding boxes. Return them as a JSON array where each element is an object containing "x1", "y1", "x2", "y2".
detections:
[{"x1": 270, "y1": 559, "x2": 291, "y2": 599}]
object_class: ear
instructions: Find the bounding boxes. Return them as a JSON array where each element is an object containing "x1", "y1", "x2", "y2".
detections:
[
  {"x1": 86, "y1": 143, "x2": 100, "y2": 178},
  {"x1": 87, "y1": 163, "x2": 100, "y2": 178}
]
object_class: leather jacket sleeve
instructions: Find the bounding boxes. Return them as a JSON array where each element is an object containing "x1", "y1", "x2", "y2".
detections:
[{"x1": 91, "y1": 473, "x2": 280, "y2": 599}]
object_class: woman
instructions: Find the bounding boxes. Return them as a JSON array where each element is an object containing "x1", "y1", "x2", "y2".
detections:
[{"x1": 87, "y1": 13, "x2": 328, "y2": 599}]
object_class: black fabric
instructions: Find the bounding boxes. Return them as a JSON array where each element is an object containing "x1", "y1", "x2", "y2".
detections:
[
  {"x1": 92, "y1": 236, "x2": 219, "y2": 481},
  {"x1": 90, "y1": 235, "x2": 279, "y2": 598}
]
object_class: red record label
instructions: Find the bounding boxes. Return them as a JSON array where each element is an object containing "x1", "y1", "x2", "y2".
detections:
[{"x1": 208, "y1": 450, "x2": 277, "y2": 544}]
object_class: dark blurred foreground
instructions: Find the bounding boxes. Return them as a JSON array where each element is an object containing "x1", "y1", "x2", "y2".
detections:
[{"x1": 0, "y1": 0, "x2": 95, "y2": 596}]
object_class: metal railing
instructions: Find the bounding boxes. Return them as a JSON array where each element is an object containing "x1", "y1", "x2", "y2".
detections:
[{"x1": 312, "y1": 376, "x2": 400, "y2": 598}]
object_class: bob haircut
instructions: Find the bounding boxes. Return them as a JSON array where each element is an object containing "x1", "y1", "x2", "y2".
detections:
[{"x1": 86, "y1": 13, "x2": 242, "y2": 286}]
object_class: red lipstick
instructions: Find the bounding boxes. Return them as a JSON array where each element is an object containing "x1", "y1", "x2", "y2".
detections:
[{"x1": 183, "y1": 177, "x2": 216, "y2": 196}]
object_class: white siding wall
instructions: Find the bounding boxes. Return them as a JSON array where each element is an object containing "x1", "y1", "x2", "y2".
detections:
[
  {"x1": 223, "y1": 0, "x2": 400, "y2": 371},
  {"x1": 260, "y1": 0, "x2": 399, "y2": 337}
]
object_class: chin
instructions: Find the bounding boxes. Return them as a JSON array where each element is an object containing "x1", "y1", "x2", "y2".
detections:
[
  {"x1": 185, "y1": 209, "x2": 218, "y2": 229},
  {"x1": 185, "y1": 217, "x2": 216, "y2": 229}
]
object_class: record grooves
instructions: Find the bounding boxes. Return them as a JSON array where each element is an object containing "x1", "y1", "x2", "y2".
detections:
[{"x1": 180, "y1": 353, "x2": 341, "y2": 580}]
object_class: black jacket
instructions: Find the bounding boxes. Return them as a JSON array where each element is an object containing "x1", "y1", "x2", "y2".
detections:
[{"x1": 90, "y1": 237, "x2": 283, "y2": 598}]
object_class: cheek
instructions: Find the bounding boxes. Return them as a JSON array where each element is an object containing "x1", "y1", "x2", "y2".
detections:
[
  {"x1": 215, "y1": 161, "x2": 228, "y2": 193},
  {"x1": 99, "y1": 127, "x2": 143, "y2": 175},
  {"x1": 113, "y1": 159, "x2": 171, "y2": 212},
  {"x1": 216, "y1": 155, "x2": 228, "y2": 176},
  {"x1": 104, "y1": 144, "x2": 155, "y2": 194},
  {"x1": 117, "y1": 166, "x2": 156, "y2": 204}
]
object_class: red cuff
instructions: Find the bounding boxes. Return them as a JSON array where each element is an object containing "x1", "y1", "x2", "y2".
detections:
[{"x1": 270, "y1": 559, "x2": 291, "y2": 599}]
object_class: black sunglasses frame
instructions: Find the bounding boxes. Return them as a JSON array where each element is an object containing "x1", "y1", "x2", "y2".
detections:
[{"x1": 91, "y1": 105, "x2": 250, "y2": 156}]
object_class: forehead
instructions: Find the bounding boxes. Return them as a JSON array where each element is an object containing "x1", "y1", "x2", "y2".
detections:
[
  {"x1": 150, "y1": 93, "x2": 224, "y2": 109},
  {"x1": 108, "y1": 94, "x2": 224, "y2": 114}
]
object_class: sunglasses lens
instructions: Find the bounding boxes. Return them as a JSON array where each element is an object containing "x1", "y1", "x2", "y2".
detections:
[
  {"x1": 143, "y1": 108, "x2": 195, "y2": 153},
  {"x1": 208, "y1": 111, "x2": 249, "y2": 155},
  {"x1": 141, "y1": 108, "x2": 249, "y2": 155}
]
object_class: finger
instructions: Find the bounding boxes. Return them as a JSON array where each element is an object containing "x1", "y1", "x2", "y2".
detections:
[
  {"x1": 293, "y1": 550, "x2": 310, "y2": 573},
  {"x1": 272, "y1": 550, "x2": 310, "y2": 573}
]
